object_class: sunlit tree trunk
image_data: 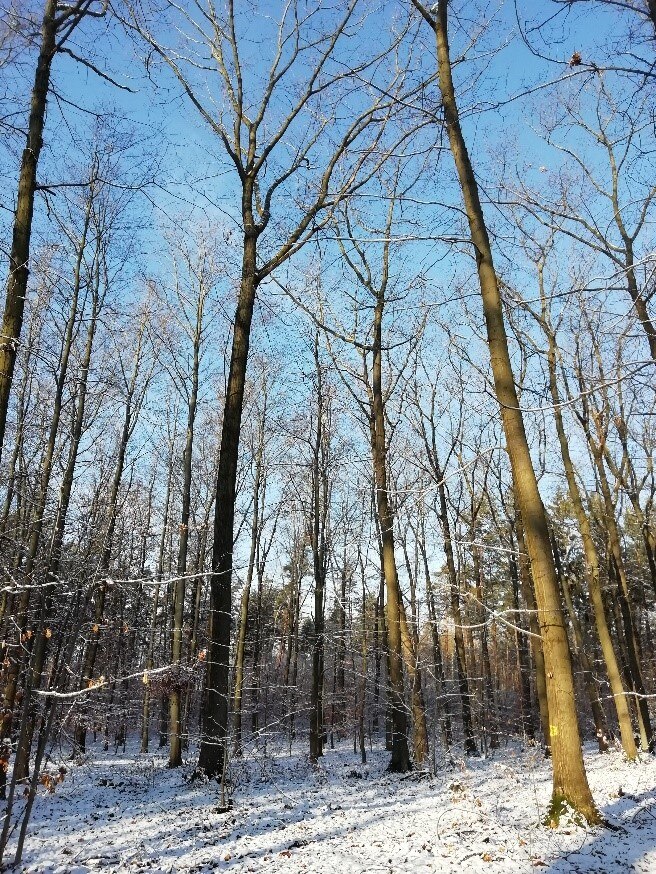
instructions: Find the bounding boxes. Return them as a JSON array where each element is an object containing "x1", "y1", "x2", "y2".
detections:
[{"x1": 413, "y1": 0, "x2": 599, "y2": 822}]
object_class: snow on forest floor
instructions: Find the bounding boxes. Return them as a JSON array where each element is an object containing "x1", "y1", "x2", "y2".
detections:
[{"x1": 14, "y1": 738, "x2": 656, "y2": 873}]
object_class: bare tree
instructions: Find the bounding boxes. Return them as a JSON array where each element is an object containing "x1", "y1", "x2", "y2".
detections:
[
  {"x1": 0, "y1": 0, "x2": 108, "y2": 461},
  {"x1": 411, "y1": 0, "x2": 599, "y2": 823},
  {"x1": 126, "y1": 0, "x2": 411, "y2": 778}
]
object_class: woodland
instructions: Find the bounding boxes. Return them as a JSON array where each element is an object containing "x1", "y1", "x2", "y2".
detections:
[{"x1": 0, "y1": 0, "x2": 656, "y2": 870}]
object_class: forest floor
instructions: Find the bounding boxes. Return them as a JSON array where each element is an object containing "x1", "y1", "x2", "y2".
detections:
[{"x1": 13, "y1": 736, "x2": 656, "y2": 873}]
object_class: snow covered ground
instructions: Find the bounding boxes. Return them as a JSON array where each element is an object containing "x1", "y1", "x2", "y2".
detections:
[{"x1": 15, "y1": 738, "x2": 656, "y2": 873}]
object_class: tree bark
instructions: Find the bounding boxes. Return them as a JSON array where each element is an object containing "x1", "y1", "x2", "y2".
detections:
[
  {"x1": 197, "y1": 201, "x2": 259, "y2": 777},
  {"x1": 0, "y1": 0, "x2": 58, "y2": 460},
  {"x1": 369, "y1": 297, "x2": 411, "y2": 772},
  {"x1": 419, "y1": 0, "x2": 599, "y2": 822}
]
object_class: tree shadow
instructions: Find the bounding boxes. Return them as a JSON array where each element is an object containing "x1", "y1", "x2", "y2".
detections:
[{"x1": 545, "y1": 789, "x2": 656, "y2": 872}]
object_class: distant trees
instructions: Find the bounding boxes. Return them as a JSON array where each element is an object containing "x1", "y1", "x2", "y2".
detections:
[{"x1": 2, "y1": 0, "x2": 656, "y2": 858}]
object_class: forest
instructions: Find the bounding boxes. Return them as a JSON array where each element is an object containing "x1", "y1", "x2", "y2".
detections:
[{"x1": 0, "y1": 0, "x2": 655, "y2": 871}]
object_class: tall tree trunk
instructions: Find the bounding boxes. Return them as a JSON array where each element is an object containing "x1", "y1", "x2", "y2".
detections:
[
  {"x1": 400, "y1": 537, "x2": 429, "y2": 764},
  {"x1": 417, "y1": 0, "x2": 599, "y2": 822},
  {"x1": 419, "y1": 534, "x2": 453, "y2": 748},
  {"x1": 0, "y1": 0, "x2": 58, "y2": 459},
  {"x1": 539, "y1": 277, "x2": 638, "y2": 759},
  {"x1": 359, "y1": 564, "x2": 367, "y2": 765},
  {"x1": 169, "y1": 286, "x2": 204, "y2": 767},
  {"x1": 142, "y1": 435, "x2": 176, "y2": 753},
  {"x1": 197, "y1": 198, "x2": 259, "y2": 778},
  {"x1": 594, "y1": 453, "x2": 653, "y2": 752},
  {"x1": 434, "y1": 474, "x2": 477, "y2": 755},
  {"x1": 309, "y1": 340, "x2": 327, "y2": 762},
  {"x1": 471, "y1": 543, "x2": 498, "y2": 749},
  {"x1": 369, "y1": 298, "x2": 410, "y2": 772},
  {"x1": 514, "y1": 519, "x2": 551, "y2": 756},
  {"x1": 250, "y1": 563, "x2": 264, "y2": 736}
]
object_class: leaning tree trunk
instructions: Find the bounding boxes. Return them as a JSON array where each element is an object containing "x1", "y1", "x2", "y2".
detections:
[
  {"x1": 420, "y1": 0, "x2": 599, "y2": 822},
  {"x1": 592, "y1": 448, "x2": 653, "y2": 752}
]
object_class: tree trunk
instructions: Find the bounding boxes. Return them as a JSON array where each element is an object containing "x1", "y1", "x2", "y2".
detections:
[
  {"x1": 309, "y1": 340, "x2": 327, "y2": 763},
  {"x1": 471, "y1": 543, "x2": 498, "y2": 749},
  {"x1": 425, "y1": 0, "x2": 599, "y2": 822},
  {"x1": 0, "y1": 0, "x2": 58, "y2": 459},
  {"x1": 369, "y1": 298, "x2": 410, "y2": 772},
  {"x1": 169, "y1": 287, "x2": 204, "y2": 767},
  {"x1": 197, "y1": 200, "x2": 259, "y2": 778},
  {"x1": 420, "y1": 536, "x2": 453, "y2": 748},
  {"x1": 508, "y1": 549, "x2": 535, "y2": 740},
  {"x1": 537, "y1": 278, "x2": 638, "y2": 758},
  {"x1": 434, "y1": 474, "x2": 477, "y2": 755},
  {"x1": 233, "y1": 418, "x2": 264, "y2": 756},
  {"x1": 552, "y1": 536, "x2": 610, "y2": 752}
]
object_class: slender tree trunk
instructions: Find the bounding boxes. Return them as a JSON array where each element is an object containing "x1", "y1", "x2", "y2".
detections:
[
  {"x1": 552, "y1": 536, "x2": 610, "y2": 752},
  {"x1": 434, "y1": 476, "x2": 477, "y2": 755},
  {"x1": 586, "y1": 425, "x2": 653, "y2": 752},
  {"x1": 400, "y1": 537, "x2": 430, "y2": 764},
  {"x1": 336, "y1": 556, "x2": 347, "y2": 733},
  {"x1": 507, "y1": 549, "x2": 534, "y2": 741},
  {"x1": 540, "y1": 282, "x2": 637, "y2": 759},
  {"x1": 359, "y1": 567, "x2": 367, "y2": 765},
  {"x1": 0, "y1": 0, "x2": 58, "y2": 459},
  {"x1": 514, "y1": 519, "x2": 551, "y2": 756},
  {"x1": 471, "y1": 543, "x2": 498, "y2": 749},
  {"x1": 420, "y1": 536, "x2": 453, "y2": 748},
  {"x1": 170, "y1": 288, "x2": 204, "y2": 767},
  {"x1": 309, "y1": 344, "x2": 327, "y2": 762},
  {"x1": 369, "y1": 300, "x2": 410, "y2": 772},
  {"x1": 233, "y1": 424, "x2": 264, "y2": 756},
  {"x1": 288, "y1": 580, "x2": 301, "y2": 755},
  {"x1": 419, "y1": 0, "x2": 599, "y2": 822},
  {"x1": 250, "y1": 563, "x2": 264, "y2": 736}
]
